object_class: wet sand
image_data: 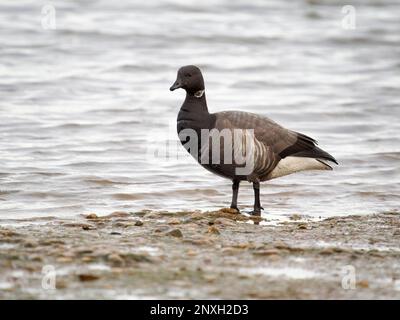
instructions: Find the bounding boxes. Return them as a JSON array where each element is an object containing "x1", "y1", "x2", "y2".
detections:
[{"x1": 0, "y1": 209, "x2": 399, "y2": 299}]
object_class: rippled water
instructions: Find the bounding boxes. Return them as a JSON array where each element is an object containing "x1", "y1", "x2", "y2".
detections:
[{"x1": 0, "y1": 0, "x2": 399, "y2": 219}]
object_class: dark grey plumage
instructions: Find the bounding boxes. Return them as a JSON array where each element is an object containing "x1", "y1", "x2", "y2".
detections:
[{"x1": 171, "y1": 65, "x2": 337, "y2": 215}]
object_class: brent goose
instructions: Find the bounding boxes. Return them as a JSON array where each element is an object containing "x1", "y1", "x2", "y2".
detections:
[{"x1": 170, "y1": 65, "x2": 337, "y2": 215}]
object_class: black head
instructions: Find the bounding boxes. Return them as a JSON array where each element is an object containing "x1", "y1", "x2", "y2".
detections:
[{"x1": 170, "y1": 65, "x2": 205, "y2": 95}]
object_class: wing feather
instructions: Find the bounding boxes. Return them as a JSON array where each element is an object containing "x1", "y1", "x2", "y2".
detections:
[{"x1": 214, "y1": 111, "x2": 337, "y2": 166}]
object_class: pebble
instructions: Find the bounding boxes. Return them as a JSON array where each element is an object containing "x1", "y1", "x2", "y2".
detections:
[
  {"x1": 78, "y1": 274, "x2": 100, "y2": 282},
  {"x1": 63, "y1": 223, "x2": 93, "y2": 229},
  {"x1": 187, "y1": 212, "x2": 204, "y2": 221},
  {"x1": 232, "y1": 243, "x2": 252, "y2": 249},
  {"x1": 183, "y1": 238, "x2": 211, "y2": 246},
  {"x1": 104, "y1": 211, "x2": 130, "y2": 219},
  {"x1": 122, "y1": 253, "x2": 152, "y2": 263},
  {"x1": 252, "y1": 249, "x2": 280, "y2": 256},
  {"x1": 368, "y1": 250, "x2": 385, "y2": 258},
  {"x1": 76, "y1": 248, "x2": 93, "y2": 254},
  {"x1": 250, "y1": 216, "x2": 263, "y2": 224},
  {"x1": 358, "y1": 280, "x2": 369, "y2": 288},
  {"x1": 145, "y1": 214, "x2": 159, "y2": 219},
  {"x1": 82, "y1": 225, "x2": 95, "y2": 230},
  {"x1": 39, "y1": 239, "x2": 65, "y2": 246},
  {"x1": 0, "y1": 229, "x2": 18, "y2": 237},
  {"x1": 57, "y1": 257, "x2": 73, "y2": 263},
  {"x1": 290, "y1": 214, "x2": 302, "y2": 221},
  {"x1": 108, "y1": 253, "x2": 125, "y2": 266},
  {"x1": 186, "y1": 250, "x2": 197, "y2": 256},
  {"x1": 154, "y1": 226, "x2": 170, "y2": 233},
  {"x1": 274, "y1": 241, "x2": 289, "y2": 250},
  {"x1": 86, "y1": 213, "x2": 99, "y2": 220},
  {"x1": 221, "y1": 247, "x2": 240, "y2": 255},
  {"x1": 213, "y1": 218, "x2": 236, "y2": 226},
  {"x1": 207, "y1": 226, "x2": 220, "y2": 235},
  {"x1": 56, "y1": 280, "x2": 67, "y2": 289},
  {"x1": 168, "y1": 218, "x2": 181, "y2": 225},
  {"x1": 133, "y1": 210, "x2": 149, "y2": 217},
  {"x1": 62, "y1": 251, "x2": 78, "y2": 257},
  {"x1": 167, "y1": 229, "x2": 183, "y2": 238},
  {"x1": 268, "y1": 254, "x2": 281, "y2": 261},
  {"x1": 28, "y1": 255, "x2": 43, "y2": 262},
  {"x1": 203, "y1": 274, "x2": 217, "y2": 283},
  {"x1": 134, "y1": 220, "x2": 144, "y2": 226},
  {"x1": 219, "y1": 208, "x2": 239, "y2": 214},
  {"x1": 113, "y1": 222, "x2": 132, "y2": 228},
  {"x1": 320, "y1": 248, "x2": 335, "y2": 255},
  {"x1": 24, "y1": 240, "x2": 38, "y2": 248},
  {"x1": 81, "y1": 256, "x2": 94, "y2": 263}
]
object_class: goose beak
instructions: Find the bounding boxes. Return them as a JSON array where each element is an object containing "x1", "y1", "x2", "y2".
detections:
[{"x1": 170, "y1": 79, "x2": 182, "y2": 91}]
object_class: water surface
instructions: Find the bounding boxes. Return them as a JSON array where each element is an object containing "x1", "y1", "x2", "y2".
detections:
[{"x1": 0, "y1": 0, "x2": 399, "y2": 219}]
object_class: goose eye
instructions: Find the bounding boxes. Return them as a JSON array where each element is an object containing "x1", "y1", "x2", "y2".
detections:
[{"x1": 185, "y1": 73, "x2": 192, "y2": 78}]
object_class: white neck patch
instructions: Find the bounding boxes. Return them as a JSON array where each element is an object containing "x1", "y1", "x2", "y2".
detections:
[{"x1": 194, "y1": 90, "x2": 204, "y2": 98}]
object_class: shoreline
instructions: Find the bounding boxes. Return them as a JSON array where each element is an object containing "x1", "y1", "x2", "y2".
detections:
[{"x1": 0, "y1": 209, "x2": 399, "y2": 299}]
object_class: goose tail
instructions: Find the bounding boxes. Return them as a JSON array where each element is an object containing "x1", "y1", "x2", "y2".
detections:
[{"x1": 280, "y1": 132, "x2": 338, "y2": 165}]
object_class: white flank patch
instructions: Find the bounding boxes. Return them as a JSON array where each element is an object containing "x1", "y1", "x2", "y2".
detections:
[{"x1": 269, "y1": 156, "x2": 330, "y2": 179}]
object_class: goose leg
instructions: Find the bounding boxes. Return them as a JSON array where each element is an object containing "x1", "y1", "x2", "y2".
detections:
[
  {"x1": 252, "y1": 181, "x2": 263, "y2": 216},
  {"x1": 230, "y1": 180, "x2": 240, "y2": 212}
]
